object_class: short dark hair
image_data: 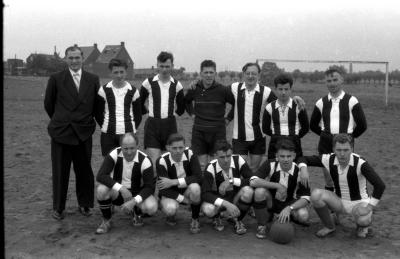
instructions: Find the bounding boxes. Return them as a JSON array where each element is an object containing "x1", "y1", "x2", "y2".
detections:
[
  {"x1": 108, "y1": 58, "x2": 128, "y2": 70},
  {"x1": 214, "y1": 139, "x2": 232, "y2": 153},
  {"x1": 200, "y1": 60, "x2": 216, "y2": 71},
  {"x1": 325, "y1": 68, "x2": 343, "y2": 76},
  {"x1": 333, "y1": 133, "x2": 353, "y2": 147},
  {"x1": 120, "y1": 132, "x2": 139, "y2": 146},
  {"x1": 274, "y1": 73, "x2": 293, "y2": 88},
  {"x1": 167, "y1": 133, "x2": 185, "y2": 145},
  {"x1": 65, "y1": 46, "x2": 83, "y2": 57},
  {"x1": 275, "y1": 139, "x2": 296, "y2": 153},
  {"x1": 157, "y1": 51, "x2": 174, "y2": 63},
  {"x1": 242, "y1": 62, "x2": 261, "y2": 73}
]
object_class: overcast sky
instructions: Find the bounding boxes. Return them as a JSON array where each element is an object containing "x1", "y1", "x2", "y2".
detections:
[{"x1": 4, "y1": 0, "x2": 400, "y2": 72}]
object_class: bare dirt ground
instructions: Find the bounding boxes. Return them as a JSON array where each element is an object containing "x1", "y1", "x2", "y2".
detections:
[{"x1": 4, "y1": 76, "x2": 400, "y2": 258}]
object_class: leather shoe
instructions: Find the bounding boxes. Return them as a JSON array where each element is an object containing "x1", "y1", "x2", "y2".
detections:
[
  {"x1": 52, "y1": 210, "x2": 65, "y2": 220},
  {"x1": 78, "y1": 206, "x2": 93, "y2": 217}
]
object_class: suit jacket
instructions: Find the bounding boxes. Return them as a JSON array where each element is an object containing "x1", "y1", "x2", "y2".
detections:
[{"x1": 44, "y1": 69, "x2": 100, "y2": 145}]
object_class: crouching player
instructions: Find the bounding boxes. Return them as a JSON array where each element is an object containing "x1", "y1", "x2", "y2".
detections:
[
  {"x1": 156, "y1": 133, "x2": 203, "y2": 234},
  {"x1": 298, "y1": 133, "x2": 385, "y2": 238},
  {"x1": 95, "y1": 133, "x2": 157, "y2": 234},
  {"x1": 201, "y1": 140, "x2": 254, "y2": 235},
  {"x1": 250, "y1": 139, "x2": 311, "y2": 239}
]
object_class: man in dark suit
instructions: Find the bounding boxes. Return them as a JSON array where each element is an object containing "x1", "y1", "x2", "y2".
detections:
[{"x1": 44, "y1": 46, "x2": 100, "y2": 220}]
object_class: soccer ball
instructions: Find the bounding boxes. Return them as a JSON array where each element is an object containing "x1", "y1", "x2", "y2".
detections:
[{"x1": 269, "y1": 221, "x2": 295, "y2": 244}]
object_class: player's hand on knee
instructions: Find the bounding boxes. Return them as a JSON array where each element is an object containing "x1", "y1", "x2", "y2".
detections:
[
  {"x1": 121, "y1": 199, "x2": 136, "y2": 215},
  {"x1": 224, "y1": 202, "x2": 240, "y2": 218},
  {"x1": 278, "y1": 207, "x2": 291, "y2": 223},
  {"x1": 120, "y1": 186, "x2": 132, "y2": 201},
  {"x1": 218, "y1": 180, "x2": 231, "y2": 196}
]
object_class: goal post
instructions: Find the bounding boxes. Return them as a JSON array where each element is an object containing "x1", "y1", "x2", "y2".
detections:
[{"x1": 256, "y1": 59, "x2": 390, "y2": 106}]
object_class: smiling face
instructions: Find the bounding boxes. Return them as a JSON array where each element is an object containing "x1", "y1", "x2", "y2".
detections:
[
  {"x1": 66, "y1": 49, "x2": 83, "y2": 72},
  {"x1": 200, "y1": 66, "x2": 216, "y2": 88},
  {"x1": 325, "y1": 72, "x2": 343, "y2": 96},
  {"x1": 243, "y1": 65, "x2": 260, "y2": 88},
  {"x1": 333, "y1": 141, "x2": 352, "y2": 166},
  {"x1": 167, "y1": 140, "x2": 186, "y2": 162},
  {"x1": 276, "y1": 149, "x2": 295, "y2": 172}
]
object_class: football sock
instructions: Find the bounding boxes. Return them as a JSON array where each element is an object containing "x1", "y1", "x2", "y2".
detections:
[
  {"x1": 314, "y1": 205, "x2": 335, "y2": 229},
  {"x1": 191, "y1": 204, "x2": 201, "y2": 219},
  {"x1": 237, "y1": 199, "x2": 251, "y2": 221},
  {"x1": 98, "y1": 199, "x2": 112, "y2": 220},
  {"x1": 253, "y1": 200, "x2": 269, "y2": 226}
]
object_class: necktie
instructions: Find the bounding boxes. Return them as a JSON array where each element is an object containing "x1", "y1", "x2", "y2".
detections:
[{"x1": 73, "y1": 73, "x2": 80, "y2": 91}]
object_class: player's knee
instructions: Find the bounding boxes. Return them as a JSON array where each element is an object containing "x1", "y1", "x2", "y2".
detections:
[
  {"x1": 162, "y1": 200, "x2": 178, "y2": 216},
  {"x1": 254, "y1": 187, "x2": 269, "y2": 202},
  {"x1": 142, "y1": 197, "x2": 158, "y2": 216},
  {"x1": 202, "y1": 203, "x2": 217, "y2": 218},
  {"x1": 96, "y1": 184, "x2": 111, "y2": 200},
  {"x1": 310, "y1": 189, "x2": 324, "y2": 205},
  {"x1": 188, "y1": 183, "x2": 201, "y2": 203},
  {"x1": 295, "y1": 207, "x2": 310, "y2": 222},
  {"x1": 240, "y1": 186, "x2": 254, "y2": 203}
]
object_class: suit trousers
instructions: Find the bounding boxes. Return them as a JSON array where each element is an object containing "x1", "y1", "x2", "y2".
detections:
[{"x1": 51, "y1": 138, "x2": 94, "y2": 212}]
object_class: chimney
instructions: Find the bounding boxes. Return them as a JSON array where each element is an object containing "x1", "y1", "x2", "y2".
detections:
[
  {"x1": 121, "y1": 41, "x2": 125, "y2": 47},
  {"x1": 74, "y1": 44, "x2": 78, "y2": 47},
  {"x1": 94, "y1": 43, "x2": 98, "y2": 49}
]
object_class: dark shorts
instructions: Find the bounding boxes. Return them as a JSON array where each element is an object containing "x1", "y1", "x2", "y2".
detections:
[
  {"x1": 144, "y1": 117, "x2": 177, "y2": 150},
  {"x1": 232, "y1": 138, "x2": 266, "y2": 155},
  {"x1": 112, "y1": 189, "x2": 133, "y2": 206},
  {"x1": 191, "y1": 127, "x2": 226, "y2": 155},
  {"x1": 268, "y1": 135, "x2": 303, "y2": 160},
  {"x1": 269, "y1": 199, "x2": 296, "y2": 214},
  {"x1": 100, "y1": 132, "x2": 124, "y2": 156},
  {"x1": 222, "y1": 190, "x2": 239, "y2": 204},
  {"x1": 318, "y1": 132, "x2": 354, "y2": 155}
]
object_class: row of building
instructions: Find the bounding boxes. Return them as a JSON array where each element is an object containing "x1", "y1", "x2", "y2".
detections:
[{"x1": 4, "y1": 42, "x2": 186, "y2": 79}]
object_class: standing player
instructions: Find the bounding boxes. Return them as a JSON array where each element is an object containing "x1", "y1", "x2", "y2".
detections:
[
  {"x1": 228, "y1": 62, "x2": 276, "y2": 172},
  {"x1": 140, "y1": 51, "x2": 185, "y2": 169},
  {"x1": 44, "y1": 45, "x2": 99, "y2": 220},
  {"x1": 250, "y1": 139, "x2": 311, "y2": 239},
  {"x1": 156, "y1": 133, "x2": 203, "y2": 234},
  {"x1": 298, "y1": 134, "x2": 385, "y2": 238},
  {"x1": 95, "y1": 133, "x2": 157, "y2": 234},
  {"x1": 262, "y1": 73, "x2": 309, "y2": 160},
  {"x1": 95, "y1": 58, "x2": 142, "y2": 156},
  {"x1": 201, "y1": 140, "x2": 254, "y2": 235},
  {"x1": 310, "y1": 68, "x2": 367, "y2": 192},
  {"x1": 184, "y1": 60, "x2": 235, "y2": 171}
]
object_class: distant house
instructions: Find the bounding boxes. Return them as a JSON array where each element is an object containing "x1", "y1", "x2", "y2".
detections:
[
  {"x1": 26, "y1": 53, "x2": 55, "y2": 64},
  {"x1": 77, "y1": 43, "x2": 101, "y2": 73},
  {"x1": 5, "y1": 58, "x2": 24, "y2": 75},
  {"x1": 93, "y1": 42, "x2": 134, "y2": 79}
]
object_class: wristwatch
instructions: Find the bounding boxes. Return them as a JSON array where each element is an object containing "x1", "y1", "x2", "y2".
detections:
[
  {"x1": 229, "y1": 178, "x2": 234, "y2": 185},
  {"x1": 289, "y1": 205, "x2": 294, "y2": 211}
]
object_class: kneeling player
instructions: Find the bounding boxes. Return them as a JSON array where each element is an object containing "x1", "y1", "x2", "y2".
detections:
[
  {"x1": 298, "y1": 133, "x2": 385, "y2": 238},
  {"x1": 250, "y1": 139, "x2": 311, "y2": 239},
  {"x1": 201, "y1": 139, "x2": 254, "y2": 235},
  {"x1": 156, "y1": 133, "x2": 203, "y2": 234},
  {"x1": 95, "y1": 133, "x2": 157, "y2": 234}
]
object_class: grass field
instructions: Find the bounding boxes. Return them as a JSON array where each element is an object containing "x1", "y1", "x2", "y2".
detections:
[{"x1": 4, "y1": 76, "x2": 400, "y2": 258}]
